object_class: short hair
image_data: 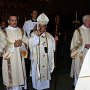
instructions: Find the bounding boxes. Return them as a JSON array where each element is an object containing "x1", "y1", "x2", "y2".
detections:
[
  {"x1": 31, "y1": 9, "x2": 38, "y2": 14},
  {"x1": 82, "y1": 14, "x2": 90, "y2": 23},
  {"x1": 0, "y1": 20, "x2": 6, "y2": 24},
  {"x1": 8, "y1": 14, "x2": 17, "y2": 21}
]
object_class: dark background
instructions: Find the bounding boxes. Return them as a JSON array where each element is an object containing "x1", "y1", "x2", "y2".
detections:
[
  {"x1": 0, "y1": 0, "x2": 90, "y2": 74},
  {"x1": 0, "y1": 0, "x2": 89, "y2": 32},
  {"x1": 0, "y1": 1, "x2": 89, "y2": 89},
  {"x1": 0, "y1": 0, "x2": 89, "y2": 72}
]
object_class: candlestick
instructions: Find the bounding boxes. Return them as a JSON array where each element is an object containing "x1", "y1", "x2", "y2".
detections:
[{"x1": 76, "y1": 10, "x2": 77, "y2": 20}]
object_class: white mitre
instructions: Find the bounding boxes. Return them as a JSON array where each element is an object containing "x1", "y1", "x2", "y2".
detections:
[{"x1": 37, "y1": 13, "x2": 49, "y2": 25}]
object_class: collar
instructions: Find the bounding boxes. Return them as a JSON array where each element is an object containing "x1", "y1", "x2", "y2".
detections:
[
  {"x1": 80, "y1": 25, "x2": 90, "y2": 30},
  {"x1": 7, "y1": 25, "x2": 18, "y2": 30},
  {"x1": 31, "y1": 19, "x2": 37, "y2": 22}
]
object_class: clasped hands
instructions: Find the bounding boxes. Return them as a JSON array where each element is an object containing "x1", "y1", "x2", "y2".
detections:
[
  {"x1": 85, "y1": 44, "x2": 90, "y2": 49},
  {"x1": 35, "y1": 30, "x2": 42, "y2": 36},
  {"x1": 14, "y1": 39, "x2": 22, "y2": 47}
]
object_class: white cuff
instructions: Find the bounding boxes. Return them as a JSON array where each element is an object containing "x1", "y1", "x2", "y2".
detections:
[{"x1": 10, "y1": 45, "x2": 15, "y2": 52}]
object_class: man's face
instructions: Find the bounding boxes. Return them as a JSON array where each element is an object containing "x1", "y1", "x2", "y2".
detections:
[
  {"x1": 55, "y1": 15, "x2": 60, "y2": 24},
  {"x1": 9, "y1": 16, "x2": 17, "y2": 27},
  {"x1": 38, "y1": 24, "x2": 47, "y2": 34},
  {"x1": 31, "y1": 11, "x2": 38, "y2": 20},
  {"x1": 84, "y1": 18, "x2": 90, "y2": 28},
  {"x1": 1, "y1": 22, "x2": 6, "y2": 29}
]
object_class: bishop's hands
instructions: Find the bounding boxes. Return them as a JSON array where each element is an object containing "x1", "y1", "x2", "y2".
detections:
[
  {"x1": 36, "y1": 30, "x2": 42, "y2": 36},
  {"x1": 36, "y1": 24, "x2": 47, "y2": 36},
  {"x1": 30, "y1": 25, "x2": 42, "y2": 36},
  {"x1": 14, "y1": 39, "x2": 22, "y2": 47},
  {"x1": 36, "y1": 26, "x2": 44, "y2": 36}
]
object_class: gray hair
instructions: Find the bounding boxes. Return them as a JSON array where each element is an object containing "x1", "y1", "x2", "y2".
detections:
[{"x1": 82, "y1": 14, "x2": 90, "y2": 23}]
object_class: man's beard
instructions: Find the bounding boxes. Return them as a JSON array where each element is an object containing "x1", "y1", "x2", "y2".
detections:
[{"x1": 12, "y1": 24, "x2": 17, "y2": 28}]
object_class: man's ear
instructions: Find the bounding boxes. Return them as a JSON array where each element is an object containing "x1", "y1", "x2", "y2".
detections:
[
  {"x1": 31, "y1": 13, "x2": 33, "y2": 17},
  {"x1": 7, "y1": 20, "x2": 9, "y2": 24}
]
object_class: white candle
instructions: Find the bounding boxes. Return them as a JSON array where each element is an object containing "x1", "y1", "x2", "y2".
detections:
[{"x1": 18, "y1": 17, "x2": 19, "y2": 21}]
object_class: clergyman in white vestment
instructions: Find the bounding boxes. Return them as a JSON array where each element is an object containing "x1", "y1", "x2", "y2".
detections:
[
  {"x1": 70, "y1": 14, "x2": 90, "y2": 87},
  {"x1": 23, "y1": 10, "x2": 38, "y2": 37},
  {"x1": 29, "y1": 13, "x2": 55, "y2": 90},
  {"x1": 0, "y1": 15, "x2": 28, "y2": 90}
]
